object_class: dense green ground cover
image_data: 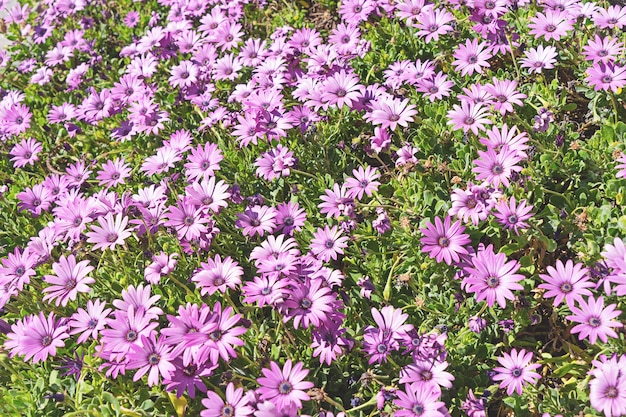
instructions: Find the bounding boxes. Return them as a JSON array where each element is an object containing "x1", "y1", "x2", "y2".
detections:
[{"x1": 1, "y1": 0, "x2": 626, "y2": 416}]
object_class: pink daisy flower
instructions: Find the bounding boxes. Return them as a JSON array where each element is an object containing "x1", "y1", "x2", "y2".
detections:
[
  {"x1": 235, "y1": 205, "x2": 277, "y2": 237},
  {"x1": 164, "y1": 201, "x2": 210, "y2": 241},
  {"x1": 86, "y1": 212, "x2": 132, "y2": 251},
  {"x1": 473, "y1": 148, "x2": 523, "y2": 188},
  {"x1": 184, "y1": 143, "x2": 223, "y2": 182},
  {"x1": 344, "y1": 165, "x2": 381, "y2": 200},
  {"x1": 567, "y1": 296, "x2": 623, "y2": 345},
  {"x1": 492, "y1": 349, "x2": 541, "y2": 396},
  {"x1": 616, "y1": 153, "x2": 626, "y2": 179},
  {"x1": 462, "y1": 245, "x2": 525, "y2": 309},
  {"x1": 310, "y1": 225, "x2": 349, "y2": 262},
  {"x1": 589, "y1": 366, "x2": 626, "y2": 417},
  {"x1": 369, "y1": 96, "x2": 418, "y2": 131},
  {"x1": 192, "y1": 255, "x2": 243, "y2": 296},
  {"x1": 127, "y1": 334, "x2": 175, "y2": 387},
  {"x1": 256, "y1": 360, "x2": 314, "y2": 410},
  {"x1": 68, "y1": 299, "x2": 112, "y2": 344},
  {"x1": 585, "y1": 63, "x2": 626, "y2": 93},
  {"x1": 520, "y1": 45, "x2": 558, "y2": 74},
  {"x1": 582, "y1": 35, "x2": 624, "y2": 64},
  {"x1": 43, "y1": 254, "x2": 95, "y2": 307},
  {"x1": 538, "y1": 259, "x2": 594, "y2": 308},
  {"x1": 452, "y1": 38, "x2": 493, "y2": 76},
  {"x1": 492, "y1": 196, "x2": 534, "y2": 235},
  {"x1": 282, "y1": 278, "x2": 336, "y2": 329},
  {"x1": 528, "y1": 10, "x2": 574, "y2": 41},
  {"x1": 242, "y1": 274, "x2": 289, "y2": 307},
  {"x1": 447, "y1": 102, "x2": 493, "y2": 136},
  {"x1": 420, "y1": 216, "x2": 471, "y2": 265},
  {"x1": 5, "y1": 312, "x2": 69, "y2": 363},
  {"x1": 10, "y1": 138, "x2": 42, "y2": 168},
  {"x1": 393, "y1": 382, "x2": 445, "y2": 417},
  {"x1": 415, "y1": 7, "x2": 455, "y2": 43},
  {"x1": 201, "y1": 382, "x2": 253, "y2": 417},
  {"x1": 96, "y1": 158, "x2": 131, "y2": 188}
]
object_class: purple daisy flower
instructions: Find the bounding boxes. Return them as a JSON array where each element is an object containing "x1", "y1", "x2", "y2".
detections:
[
  {"x1": 462, "y1": 245, "x2": 525, "y2": 309},
  {"x1": 447, "y1": 102, "x2": 493, "y2": 136},
  {"x1": 492, "y1": 196, "x2": 534, "y2": 235},
  {"x1": 344, "y1": 165, "x2": 381, "y2": 200},
  {"x1": 538, "y1": 259, "x2": 594, "y2": 308},
  {"x1": 520, "y1": 45, "x2": 558, "y2": 74},
  {"x1": 310, "y1": 225, "x2": 349, "y2": 262},
  {"x1": 256, "y1": 360, "x2": 314, "y2": 410},
  {"x1": 5, "y1": 312, "x2": 69, "y2": 363},
  {"x1": 566, "y1": 296, "x2": 623, "y2": 345},
  {"x1": 282, "y1": 277, "x2": 336, "y2": 329},
  {"x1": 192, "y1": 255, "x2": 243, "y2": 296},
  {"x1": 472, "y1": 148, "x2": 523, "y2": 188},
  {"x1": 127, "y1": 334, "x2": 175, "y2": 387},
  {"x1": 452, "y1": 38, "x2": 493, "y2": 76},
  {"x1": 86, "y1": 212, "x2": 132, "y2": 251},
  {"x1": 369, "y1": 96, "x2": 418, "y2": 131},
  {"x1": 9, "y1": 138, "x2": 42, "y2": 168},
  {"x1": 589, "y1": 366, "x2": 626, "y2": 417},
  {"x1": 393, "y1": 382, "x2": 445, "y2": 417},
  {"x1": 235, "y1": 205, "x2": 277, "y2": 237},
  {"x1": 420, "y1": 216, "x2": 471, "y2": 265},
  {"x1": 492, "y1": 348, "x2": 541, "y2": 396},
  {"x1": 201, "y1": 382, "x2": 253, "y2": 417},
  {"x1": 43, "y1": 254, "x2": 95, "y2": 307},
  {"x1": 68, "y1": 299, "x2": 112, "y2": 344},
  {"x1": 96, "y1": 158, "x2": 131, "y2": 189}
]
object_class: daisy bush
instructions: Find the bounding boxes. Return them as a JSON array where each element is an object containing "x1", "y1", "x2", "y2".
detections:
[{"x1": 1, "y1": 0, "x2": 626, "y2": 416}]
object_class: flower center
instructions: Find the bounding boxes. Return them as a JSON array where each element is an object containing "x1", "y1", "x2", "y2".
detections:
[
  {"x1": 183, "y1": 216, "x2": 194, "y2": 226},
  {"x1": 182, "y1": 364, "x2": 197, "y2": 376},
  {"x1": 492, "y1": 164, "x2": 504, "y2": 175},
  {"x1": 148, "y1": 353, "x2": 160, "y2": 365},
  {"x1": 126, "y1": 330, "x2": 138, "y2": 342},
  {"x1": 545, "y1": 24, "x2": 556, "y2": 32},
  {"x1": 300, "y1": 297, "x2": 312, "y2": 309},
  {"x1": 325, "y1": 239, "x2": 335, "y2": 249},
  {"x1": 14, "y1": 266, "x2": 25, "y2": 276},
  {"x1": 278, "y1": 381, "x2": 293, "y2": 394},
  {"x1": 261, "y1": 287, "x2": 272, "y2": 295},
  {"x1": 65, "y1": 278, "x2": 77, "y2": 290},
  {"x1": 465, "y1": 117, "x2": 475, "y2": 125},
  {"x1": 412, "y1": 403, "x2": 425, "y2": 415},
  {"x1": 284, "y1": 216, "x2": 294, "y2": 226},
  {"x1": 107, "y1": 233, "x2": 118, "y2": 243},
  {"x1": 41, "y1": 335, "x2": 52, "y2": 346},
  {"x1": 606, "y1": 386, "x2": 618, "y2": 398},
  {"x1": 377, "y1": 343, "x2": 388, "y2": 353},
  {"x1": 438, "y1": 236, "x2": 450, "y2": 247},
  {"x1": 560, "y1": 282, "x2": 572, "y2": 293},
  {"x1": 336, "y1": 89, "x2": 346, "y2": 98},
  {"x1": 511, "y1": 367, "x2": 522, "y2": 377},
  {"x1": 487, "y1": 275, "x2": 500, "y2": 288},
  {"x1": 468, "y1": 55, "x2": 478, "y2": 64},
  {"x1": 508, "y1": 214, "x2": 518, "y2": 224},
  {"x1": 209, "y1": 330, "x2": 222, "y2": 341},
  {"x1": 602, "y1": 75, "x2": 613, "y2": 84},
  {"x1": 588, "y1": 316, "x2": 601, "y2": 327},
  {"x1": 213, "y1": 277, "x2": 225, "y2": 286},
  {"x1": 389, "y1": 114, "x2": 400, "y2": 122},
  {"x1": 221, "y1": 405, "x2": 235, "y2": 417}
]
